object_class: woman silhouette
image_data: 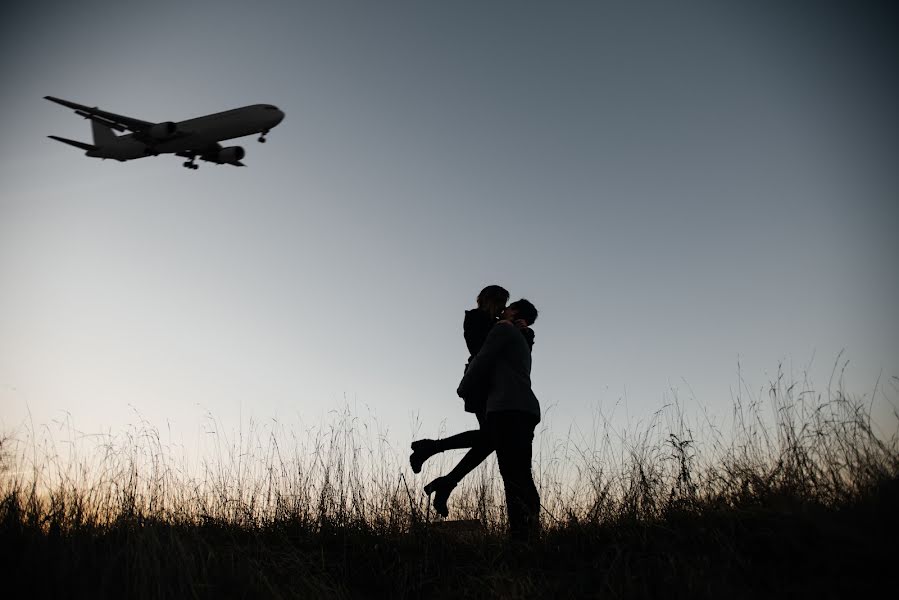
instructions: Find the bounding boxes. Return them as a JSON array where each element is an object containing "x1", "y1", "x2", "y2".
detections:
[{"x1": 410, "y1": 285, "x2": 533, "y2": 517}]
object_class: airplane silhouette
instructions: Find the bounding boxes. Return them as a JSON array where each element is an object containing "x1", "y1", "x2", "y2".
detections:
[{"x1": 44, "y1": 96, "x2": 285, "y2": 170}]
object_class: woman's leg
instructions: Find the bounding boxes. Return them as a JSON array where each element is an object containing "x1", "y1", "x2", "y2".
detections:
[
  {"x1": 410, "y1": 414, "x2": 483, "y2": 473},
  {"x1": 424, "y1": 413, "x2": 493, "y2": 517},
  {"x1": 444, "y1": 412, "x2": 493, "y2": 485},
  {"x1": 434, "y1": 429, "x2": 481, "y2": 450}
]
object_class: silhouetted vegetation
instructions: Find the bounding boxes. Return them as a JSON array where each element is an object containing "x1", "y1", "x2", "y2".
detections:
[{"x1": 2, "y1": 364, "x2": 897, "y2": 598}]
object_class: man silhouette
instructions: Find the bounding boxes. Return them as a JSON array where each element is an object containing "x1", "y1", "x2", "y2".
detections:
[{"x1": 457, "y1": 298, "x2": 540, "y2": 542}]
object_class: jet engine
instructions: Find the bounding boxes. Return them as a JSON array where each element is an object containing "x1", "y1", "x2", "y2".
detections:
[
  {"x1": 207, "y1": 146, "x2": 246, "y2": 164},
  {"x1": 146, "y1": 121, "x2": 177, "y2": 139}
]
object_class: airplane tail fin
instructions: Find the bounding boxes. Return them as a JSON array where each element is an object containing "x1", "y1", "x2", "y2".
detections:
[
  {"x1": 91, "y1": 119, "x2": 117, "y2": 147},
  {"x1": 48, "y1": 135, "x2": 96, "y2": 152}
]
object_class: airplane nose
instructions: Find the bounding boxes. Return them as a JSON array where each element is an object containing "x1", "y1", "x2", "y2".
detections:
[{"x1": 274, "y1": 109, "x2": 285, "y2": 124}]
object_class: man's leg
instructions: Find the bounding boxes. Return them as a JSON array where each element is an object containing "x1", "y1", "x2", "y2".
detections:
[{"x1": 489, "y1": 411, "x2": 540, "y2": 541}]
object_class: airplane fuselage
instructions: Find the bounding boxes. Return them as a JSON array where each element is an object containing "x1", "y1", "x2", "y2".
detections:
[
  {"x1": 45, "y1": 95, "x2": 285, "y2": 169},
  {"x1": 86, "y1": 104, "x2": 284, "y2": 161}
]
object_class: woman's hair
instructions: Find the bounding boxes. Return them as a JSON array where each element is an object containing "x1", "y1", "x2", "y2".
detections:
[{"x1": 477, "y1": 285, "x2": 509, "y2": 318}]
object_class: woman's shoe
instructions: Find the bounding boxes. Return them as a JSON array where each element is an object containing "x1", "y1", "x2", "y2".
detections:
[
  {"x1": 424, "y1": 476, "x2": 456, "y2": 518},
  {"x1": 410, "y1": 439, "x2": 438, "y2": 474}
]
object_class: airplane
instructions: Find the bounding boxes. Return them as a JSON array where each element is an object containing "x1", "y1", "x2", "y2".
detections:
[{"x1": 44, "y1": 96, "x2": 285, "y2": 170}]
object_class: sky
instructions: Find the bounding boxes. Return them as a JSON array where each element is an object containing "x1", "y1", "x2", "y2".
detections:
[{"x1": 1, "y1": 1, "x2": 897, "y2": 462}]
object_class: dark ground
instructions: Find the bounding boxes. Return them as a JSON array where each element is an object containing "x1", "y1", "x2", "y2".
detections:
[{"x1": 2, "y1": 478, "x2": 896, "y2": 599}]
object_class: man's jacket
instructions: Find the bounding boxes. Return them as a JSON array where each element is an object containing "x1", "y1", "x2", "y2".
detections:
[{"x1": 457, "y1": 321, "x2": 540, "y2": 421}]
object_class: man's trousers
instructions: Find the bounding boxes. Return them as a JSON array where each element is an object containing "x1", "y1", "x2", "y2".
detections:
[{"x1": 487, "y1": 410, "x2": 540, "y2": 541}]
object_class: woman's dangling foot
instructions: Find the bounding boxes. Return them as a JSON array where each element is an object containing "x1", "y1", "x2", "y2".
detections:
[
  {"x1": 410, "y1": 439, "x2": 439, "y2": 474},
  {"x1": 424, "y1": 476, "x2": 456, "y2": 518}
]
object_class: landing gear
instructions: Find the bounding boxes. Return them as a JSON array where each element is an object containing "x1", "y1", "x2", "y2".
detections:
[
  {"x1": 183, "y1": 158, "x2": 198, "y2": 170},
  {"x1": 258, "y1": 129, "x2": 269, "y2": 143}
]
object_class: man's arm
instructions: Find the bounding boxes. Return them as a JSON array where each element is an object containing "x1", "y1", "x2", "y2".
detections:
[{"x1": 457, "y1": 321, "x2": 515, "y2": 398}]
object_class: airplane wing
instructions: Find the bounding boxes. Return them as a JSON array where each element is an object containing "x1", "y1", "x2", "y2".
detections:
[{"x1": 44, "y1": 96, "x2": 154, "y2": 133}]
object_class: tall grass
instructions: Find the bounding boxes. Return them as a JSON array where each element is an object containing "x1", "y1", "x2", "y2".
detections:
[{"x1": 2, "y1": 362, "x2": 897, "y2": 597}]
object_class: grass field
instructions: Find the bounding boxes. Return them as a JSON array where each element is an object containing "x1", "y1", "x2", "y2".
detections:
[{"x1": 2, "y1": 366, "x2": 897, "y2": 598}]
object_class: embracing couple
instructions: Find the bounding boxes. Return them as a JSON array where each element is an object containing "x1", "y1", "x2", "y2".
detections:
[{"x1": 410, "y1": 285, "x2": 541, "y2": 542}]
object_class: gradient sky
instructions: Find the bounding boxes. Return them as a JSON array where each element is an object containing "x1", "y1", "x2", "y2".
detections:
[{"x1": 1, "y1": 1, "x2": 897, "y2": 457}]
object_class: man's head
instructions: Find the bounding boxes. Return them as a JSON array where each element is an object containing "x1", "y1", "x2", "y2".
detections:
[
  {"x1": 503, "y1": 299, "x2": 538, "y2": 326},
  {"x1": 477, "y1": 284, "x2": 510, "y2": 318}
]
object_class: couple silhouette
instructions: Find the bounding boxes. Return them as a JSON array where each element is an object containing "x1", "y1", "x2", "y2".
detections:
[{"x1": 411, "y1": 285, "x2": 541, "y2": 542}]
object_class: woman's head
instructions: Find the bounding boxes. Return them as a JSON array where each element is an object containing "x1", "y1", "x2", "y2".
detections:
[{"x1": 477, "y1": 285, "x2": 509, "y2": 318}]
